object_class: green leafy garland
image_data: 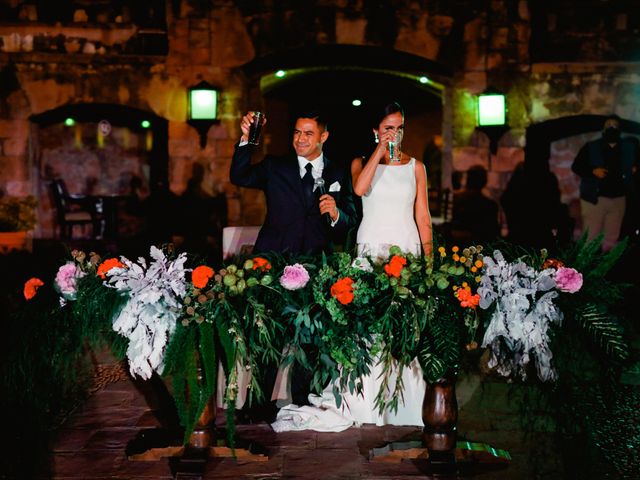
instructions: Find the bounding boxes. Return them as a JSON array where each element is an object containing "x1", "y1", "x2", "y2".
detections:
[{"x1": 3, "y1": 235, "x2": 635, "y2": 471}]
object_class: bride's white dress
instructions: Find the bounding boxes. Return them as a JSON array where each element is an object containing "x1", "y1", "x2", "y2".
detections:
[{"x1": 271, "y1": 159, "x2": 427, "y2": 432}]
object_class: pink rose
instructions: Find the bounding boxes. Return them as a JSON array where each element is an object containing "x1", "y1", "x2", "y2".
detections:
[
  {"x1": 55, "y1": 262, "x2": 85, "y2": 297},
  {"x1": 555, "y1": 267, "x2": 583, "y2": 293},
  {"x1": 279, "y1": 263, "x2": 310, "y2": 291}
]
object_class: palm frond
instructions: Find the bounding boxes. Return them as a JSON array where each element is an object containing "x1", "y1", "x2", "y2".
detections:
[{"x1": 573, "y1": 303, "x2": 630, "y2": 365}]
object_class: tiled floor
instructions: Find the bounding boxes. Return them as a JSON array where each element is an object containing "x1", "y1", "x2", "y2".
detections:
[{"x1": 36, "y1": 364, "x2": 563, "y2": 480}]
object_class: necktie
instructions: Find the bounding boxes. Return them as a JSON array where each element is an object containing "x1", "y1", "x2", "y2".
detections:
[{"x1": 302, "y1": 163, "x2": 315, "y2": 208}]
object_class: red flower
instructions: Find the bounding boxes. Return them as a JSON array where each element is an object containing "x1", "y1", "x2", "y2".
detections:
[
  {"x1": 330, "y1": 277, "x2": 355, "y2": 305},
  {"x1": 23, "y1": 277, "x2": 44, "y2": 300},
  {"x1": 192, "y1": 265, "x2": 214, "y2": 289},
  {"x1": 455, "y1": 285, "x2": 480, "y2": 309},
  {"x1": 252, "y1": 257, "x2": 272, "y2": 272},
  {"x1": 384, "y1": 255, "x2": 407, "y2": 278},
  {"x1": 97, "y1": 258, "x2": 126, "y2": 279}
]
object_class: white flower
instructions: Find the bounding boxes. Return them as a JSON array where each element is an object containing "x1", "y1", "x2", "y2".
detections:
[
  {"x1": 351, "y1": 256, "x2": 373, "y2": 272},
  {"x1": 107, "y1": 246, "x2": 188, "y2": 379},
  {"x1": 479, "y1": 250, "x2": 563, "y2": 382}
]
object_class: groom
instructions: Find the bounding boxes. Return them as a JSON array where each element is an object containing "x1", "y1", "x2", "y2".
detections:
[
  {"x1": 230, "y1": 110, "x2": 357, "y2": 255},
  {"x1": 230, "y1": 110, "x2": 357, "y2": 417}
]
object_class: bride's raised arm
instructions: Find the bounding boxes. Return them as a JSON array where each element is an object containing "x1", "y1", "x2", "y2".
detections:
[{"x1": 351, "y1": 134, "x2": 390, "y2": 196}]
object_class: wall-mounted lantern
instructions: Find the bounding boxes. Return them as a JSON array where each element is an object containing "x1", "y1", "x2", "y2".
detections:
[
  {"x1": 476, "y1": 88, "x2": 509, "y2": 154},
  {"x1": 187, "y1": 81, "x2": 219, "y2": 148}
]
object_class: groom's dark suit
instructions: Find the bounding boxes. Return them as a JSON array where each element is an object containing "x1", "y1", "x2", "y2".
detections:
[{"x1": 230, "y1": 143, "x2": 357, "y2": 255}]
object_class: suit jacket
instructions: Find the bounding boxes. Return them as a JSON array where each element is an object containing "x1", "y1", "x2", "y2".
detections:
[
  {"x1": 572, "y1": 137, "x2": 639, "y2": 204},
  {"x1": 230, "y1": 144, "x2": 358, "y2": 255}
]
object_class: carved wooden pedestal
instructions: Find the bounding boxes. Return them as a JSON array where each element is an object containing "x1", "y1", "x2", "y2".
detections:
[
  {"x1": 422, "y1": 376, "x2": 458, "y2": 468},
  {"x1": 370, "y1": 376, "x2": 509, "y2": 477},
  {"x1": 128, "y1": 395, "x2": 266, "y2": 479}
]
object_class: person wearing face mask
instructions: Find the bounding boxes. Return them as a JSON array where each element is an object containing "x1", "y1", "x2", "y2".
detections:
[{"x1": 571, "y1": 114, "x2": 640, "y2": 251}]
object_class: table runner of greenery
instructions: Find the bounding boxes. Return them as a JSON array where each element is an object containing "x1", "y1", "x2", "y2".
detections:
[{"x1": 3, "y1": 234, "x2": 634, "y2": 455}]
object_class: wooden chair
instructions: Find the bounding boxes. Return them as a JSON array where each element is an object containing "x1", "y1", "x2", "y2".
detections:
[{"x1": 50, "y1": 179, "x2": 104, "y2": 239}]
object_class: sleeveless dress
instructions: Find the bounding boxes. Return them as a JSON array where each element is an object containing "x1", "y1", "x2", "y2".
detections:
[
  {"x1": 270, "y1": 159, "x2": 427, "y2": 432},
  {"x1": 357, "y1": 158, "x2": 422, "y2": 260}
]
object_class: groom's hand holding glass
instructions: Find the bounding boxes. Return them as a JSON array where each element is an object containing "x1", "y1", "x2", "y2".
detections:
[{"x1": 239, "y1": 111, "x2": 267, "y2": 144}]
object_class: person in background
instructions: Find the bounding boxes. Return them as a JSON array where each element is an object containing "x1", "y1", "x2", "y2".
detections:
[
  {"x1": 572, "y1": 114, "x2": 640, "y2": 251},
  {"x1": 451, "y1": 165, "x2": 500, "y2": 245}
]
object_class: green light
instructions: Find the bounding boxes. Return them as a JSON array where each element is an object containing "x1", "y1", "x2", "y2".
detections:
[
  {"x1": 189, "y1": 88, "x2": 218, "y2": 120},
  {"x1": 477, "y1": 94, "x2": 506, "y2": 126},
  {"x1": 419, "y1": 76, "x2": 429, "y2": 84},
  {"x1": 275, "y1": 70, "x2": 286, "y2": 78},
  {"x1": 141, "y1": 120, "x2": 150, "y2": 129},
  {"x1": 352, "y1": 99, "x2": 362, "y2": 107},
  {"x1": 64, "y1": 118, "x2": 75, "y2": 126}
]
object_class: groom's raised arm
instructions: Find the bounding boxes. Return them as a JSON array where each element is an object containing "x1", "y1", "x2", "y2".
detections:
[{"x1": 230, "y1": 143, "x2": 269, "y2": 190}]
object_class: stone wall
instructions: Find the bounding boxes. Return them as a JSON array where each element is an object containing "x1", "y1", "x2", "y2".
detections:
[{"x1": 2, "y1": 0, "x2": 640, "y2": 239}]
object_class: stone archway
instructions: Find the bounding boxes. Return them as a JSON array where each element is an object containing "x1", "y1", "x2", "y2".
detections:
[
  {"x1": 237, "y1": 44, "x2": 453, "y2": 225},
  {"x1": 244, "y1": 44, "x2": 450, "y2": 159},
  {"x1": 30, "y1": 103, "x2": 169, "y2": 238}
]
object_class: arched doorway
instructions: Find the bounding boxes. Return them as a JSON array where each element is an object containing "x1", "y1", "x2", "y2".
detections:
[
  {"x1": 240, "y1": 44, "x2": 451, "y2": 223},
  {"x1": 30, "y1": 103, "x2": 168, "y2": 239},
  {"x1": 524, "y1": 114, "x2": 640, "y2": 239}
]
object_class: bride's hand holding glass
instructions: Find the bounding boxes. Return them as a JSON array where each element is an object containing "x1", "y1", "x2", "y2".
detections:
[{"x1": 374, "y1": 129, "x2": 398, "y2": 162}]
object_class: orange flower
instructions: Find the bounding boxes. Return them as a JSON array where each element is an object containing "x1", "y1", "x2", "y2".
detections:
[
  {"x1": 97, "y1": 258, "x2": 126, "y2": 279},
  {"x1": 192, "y1": 265, "x2": 214, "y2": 289},
  {"x1": 455, "y1": 285, "x2": 480, "y2": 308},
  {"x1": 330, "y1": 277, "x2": 355, "y2": 305},
  {"x1": 23, "y1": 277, "x2": 44, "y2": 300},
  {"x1": 252, "y1": 257, "x2": 272, "y2": 272},
  {"x1": 542, "y1": 258, "x2": 565, "y2": 270},
  {"x1": 384, "y1": 255, "x2": 407, "y2": 278}
]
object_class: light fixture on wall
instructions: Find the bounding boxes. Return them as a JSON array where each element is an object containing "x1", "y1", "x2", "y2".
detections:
[
  {"x1": 187, "y1": 81, "x2": 219, "y2": 148},
  {"x1": 476, "y1": 88, "x2": 509, "y2": 154}
]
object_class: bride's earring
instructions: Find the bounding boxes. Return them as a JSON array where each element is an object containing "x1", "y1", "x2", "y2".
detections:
[{"x1": 374, "y1": 131, "x2": 379, "y2": 143}]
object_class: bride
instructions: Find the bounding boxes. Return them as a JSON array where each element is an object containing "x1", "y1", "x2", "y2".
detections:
[{"x1": 271, "y1": 101, "x2": 434, "y2": 432}]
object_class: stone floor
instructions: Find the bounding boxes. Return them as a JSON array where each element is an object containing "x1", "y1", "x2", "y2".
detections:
[{"x1": 35, "y1": 366, "x2": 563, "y2": 480}]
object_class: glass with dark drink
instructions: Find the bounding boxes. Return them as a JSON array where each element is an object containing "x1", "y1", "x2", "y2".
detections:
[{"x1": 248, "y1": 111, "x2": 265, "y2": 145}]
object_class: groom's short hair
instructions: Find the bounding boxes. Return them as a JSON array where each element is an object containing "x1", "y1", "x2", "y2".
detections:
[{"x1": 295, "y1": 110, "x2": 329, "y2": 132}]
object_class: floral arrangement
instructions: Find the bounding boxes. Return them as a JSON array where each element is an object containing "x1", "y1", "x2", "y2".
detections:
[
  {"x1": 14, "y1": 234, "x2": 632, "y2": 448},
  {"x1": 106, "y1": 246, "x2": 189, "y2": 380},
  {"x1": 478, "y1": 250, "x2": 563, "y2": 381}
]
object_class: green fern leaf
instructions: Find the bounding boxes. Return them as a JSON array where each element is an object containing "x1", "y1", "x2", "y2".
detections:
[{"x1": 574, "y1": 303, "x2": 630, "y2": 364}]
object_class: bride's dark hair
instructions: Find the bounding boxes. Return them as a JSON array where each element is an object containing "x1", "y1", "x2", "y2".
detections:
[{"x1": 371, "y1": 101, "x2": 404, "y2": 128}]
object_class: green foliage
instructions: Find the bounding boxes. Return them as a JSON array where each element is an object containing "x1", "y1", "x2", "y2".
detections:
[
  {"x1": 3, "y1": 235, "x2": 633, "y2": 465},
  {"x1": 417, "y1": 299, "x2": 462, "y2": 383},
  {"x1": 0, "y1": 280, "x2": 93, "y2": 477},
  {"x1": 573, "y1": 303, "x2": 630, "y2": 365}
]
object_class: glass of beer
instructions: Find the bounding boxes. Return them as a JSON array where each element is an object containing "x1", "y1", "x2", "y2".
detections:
[{"x1": 248, "y1": 111, "x2": 265, "y2": 145}]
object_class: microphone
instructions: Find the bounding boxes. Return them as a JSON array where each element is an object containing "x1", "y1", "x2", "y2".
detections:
[{"x1": 314, "y1": 177, "x2": 332, "y2": 225}]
